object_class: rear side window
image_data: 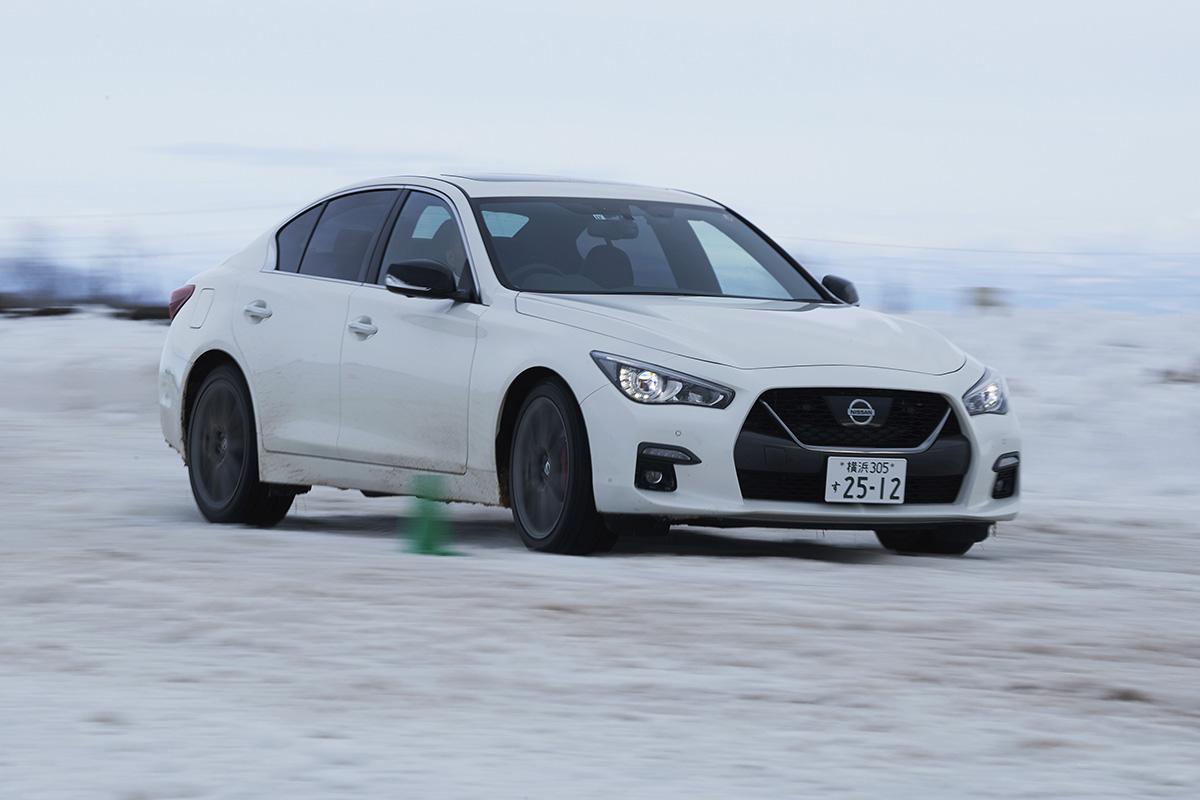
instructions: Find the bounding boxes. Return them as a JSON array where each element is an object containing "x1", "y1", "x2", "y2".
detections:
[
  {"x1": 275, "y1": 205, "x2": 322, "y2": 272},
  {"x1": 298, "y1": 190, "x2": 399, "y2": 281}
]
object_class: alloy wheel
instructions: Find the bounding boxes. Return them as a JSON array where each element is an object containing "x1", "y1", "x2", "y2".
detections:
[
  {"x1": 511, "y1": 396, "x2": 571, "y2": 540},
  {"x1": 192, "y1": 380, "x2": 248, "y2": 511}
]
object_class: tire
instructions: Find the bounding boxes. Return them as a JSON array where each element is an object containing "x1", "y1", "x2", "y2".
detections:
[
  {"x1": 876, "y1": 524, "x2": 991, "y2": 556},
  {"x1": 186, "y1": 364, "x2": 293, "y2": 527},
  {"x1": 508, "y1": 379, "x2": 615, "y2": 554}
]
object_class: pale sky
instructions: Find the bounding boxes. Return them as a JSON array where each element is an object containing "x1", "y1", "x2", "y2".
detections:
[{"x1": 2, "y1": 0, "x2": 1198, "y2": 302}]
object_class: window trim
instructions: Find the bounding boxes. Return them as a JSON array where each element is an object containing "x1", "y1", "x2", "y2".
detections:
[{"x1": 263, "y1": 184, "x2": 482, "y2": 303}]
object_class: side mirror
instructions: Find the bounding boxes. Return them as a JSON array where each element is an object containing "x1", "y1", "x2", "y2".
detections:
[
  {"x1": 821, "y1": 274, "x2": 860, "y2": 306},
  {"x1": 385, "y1": 260, "x2": 460, "y2": 300}
]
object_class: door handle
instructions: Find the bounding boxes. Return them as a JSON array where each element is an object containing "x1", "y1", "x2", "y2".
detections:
[
  {"x1": 347, "y1": 317, "x2": 378, "y2": 337},
  {"x1": 243, "y1": 300, "x2": 273, "y2": 320}
]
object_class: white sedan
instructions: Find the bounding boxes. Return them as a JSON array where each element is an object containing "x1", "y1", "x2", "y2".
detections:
[{"x1": 159, "y1": 174, "x2": 1020, "y2": 556}]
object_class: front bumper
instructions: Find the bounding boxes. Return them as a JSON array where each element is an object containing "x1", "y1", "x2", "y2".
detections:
[{"x1": 580, "y1": 362, "x2": 1020, "y2": 527}]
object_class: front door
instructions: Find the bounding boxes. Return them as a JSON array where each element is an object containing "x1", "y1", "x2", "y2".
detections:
[{"x1": 338, "y1": 191, "x2": 481, "y2": 472}]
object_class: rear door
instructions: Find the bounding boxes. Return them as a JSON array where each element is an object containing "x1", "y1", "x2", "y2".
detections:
[
  {"x1": 233, "y1": 189, "x2": 399, "y2": 458},
  {"x1": 338, "y1": 190, "x2": 482, "y2": 472}
]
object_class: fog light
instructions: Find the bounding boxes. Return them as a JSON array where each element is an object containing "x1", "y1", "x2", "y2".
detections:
[
  {"x1": 992, "y1": 452, "x2": 1020, "y2": 499},
  {"x1": 633, "y1": 442, "x2": 699, "y2": 492}
]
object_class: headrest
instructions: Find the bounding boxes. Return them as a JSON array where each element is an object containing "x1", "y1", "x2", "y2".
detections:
[
  {"x1": 430, "y1": 219, "x2": 465, "y2": 269},
  {"x1": 333, "y1": 228, "x2": 372, "y2": 260},
  {"x1": 582, "y1": 244, "x2": 633, "y2": 289}
]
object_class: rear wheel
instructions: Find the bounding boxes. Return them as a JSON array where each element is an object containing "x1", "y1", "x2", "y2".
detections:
[
  {"x1": 187, "y1": 365, "x2": 293, "y2": 527},
  {"x1": 876, "y1": 524, "x2": 991, "y2": 556},
  {"x1": 508, "y1": 380, "x2": 615, "y2": 554}
]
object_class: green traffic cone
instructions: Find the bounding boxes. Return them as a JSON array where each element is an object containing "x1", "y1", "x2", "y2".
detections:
[{"x1": 405, "y1": 474, "x2": 459, "y2": 555}]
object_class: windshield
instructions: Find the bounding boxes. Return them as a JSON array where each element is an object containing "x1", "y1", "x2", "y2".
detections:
[{"x1": 472, "y1": 197, "x2": 826, "y2": 301}]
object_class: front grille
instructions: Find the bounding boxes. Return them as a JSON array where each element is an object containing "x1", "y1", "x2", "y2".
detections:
[
  {"x1": 757, "y1": 388, "x2": 949, "y2": 449},
  {"x1": 734, "y1": 388, "x2": 970, "y2": 506},
  {"x1": 742, "y1": 401, "x2": 784, "y2": 437},
  {"x1": 737, "y1": 469, "x2": 964, "y2": 504}
]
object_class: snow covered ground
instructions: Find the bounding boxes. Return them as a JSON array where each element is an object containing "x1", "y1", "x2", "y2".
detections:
[{"x1": 1, "y1": 310, "x2": 1198, "y2": 798}]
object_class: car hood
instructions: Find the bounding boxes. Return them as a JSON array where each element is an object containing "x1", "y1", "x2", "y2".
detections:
[{"x1": 515, "y1": 294, "x2": 966, "y2": 374}]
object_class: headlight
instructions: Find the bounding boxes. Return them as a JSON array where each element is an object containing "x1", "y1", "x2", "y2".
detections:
[
  {"x1": 591, "y1": 352, "x2": 734, "y2": 408},
  {"x1": 962, "y1": 367, "x2": 1009, "y2": 415}
]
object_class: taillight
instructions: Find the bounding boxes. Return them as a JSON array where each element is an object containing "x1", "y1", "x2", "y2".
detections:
[{"x1": 168, "y1": 284, "x2": 196, "y2": 321}]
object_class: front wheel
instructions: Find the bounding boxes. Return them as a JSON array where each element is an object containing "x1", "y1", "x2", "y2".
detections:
[
  {"x1": 876, "y1": 524, "x2": 991, "y2": 556},
  {"x1": 508, "y1": 380, "x2": 615, "y2": 554},
  {"x1": 187, "y1": 365, "x2": 293, "y2": 527}
]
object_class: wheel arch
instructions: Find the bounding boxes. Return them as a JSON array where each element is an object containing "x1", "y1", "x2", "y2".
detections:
[
  {"x1": 494, "y1": 366, "x2": 583, "y2": 508},
  {"x1": 181, "y1": 349, "x2": 251, "y2": 464}
]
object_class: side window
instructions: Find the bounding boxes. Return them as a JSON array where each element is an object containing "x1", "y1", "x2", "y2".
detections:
[
  {"x1": 687, "y1": 219, "x2": 791, "y2": 299},
  {"x1": 298, "y1": 190, "x2": 399, "y2": 281},
  {"x1": 379, "y1": 192, "x2": 470, "y2": 284},
  {"x1": 275, "y1": 205, "x2": 322, "y2": 272}
]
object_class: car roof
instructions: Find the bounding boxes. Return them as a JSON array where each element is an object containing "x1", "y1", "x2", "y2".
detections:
[{"x1": 336, "y1": 173, "x2": 722, "y2": 206}]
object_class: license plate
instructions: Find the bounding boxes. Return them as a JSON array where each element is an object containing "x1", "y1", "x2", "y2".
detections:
[{"x1": 824, "y1": 457, "x2": 907, "y2": 504}]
